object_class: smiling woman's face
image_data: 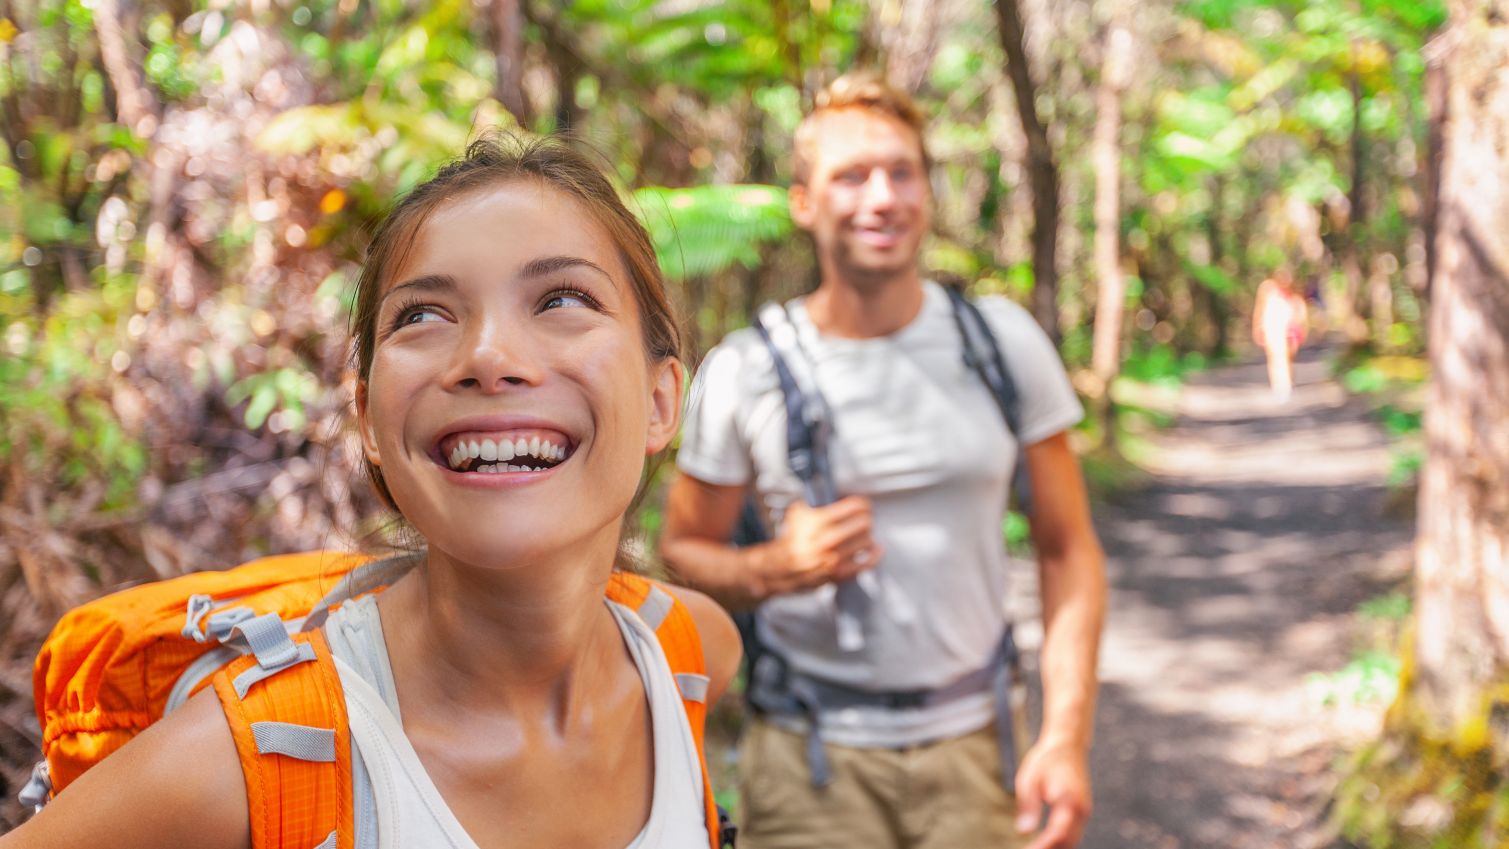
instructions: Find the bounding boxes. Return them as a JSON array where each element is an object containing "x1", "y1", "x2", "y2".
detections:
[{"x1": 355, "y1": 179, "x2": 682, "y2": 569}]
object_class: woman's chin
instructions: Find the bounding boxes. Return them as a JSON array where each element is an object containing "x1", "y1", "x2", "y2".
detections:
[{"x1": 421, "y1": 523, "x2": 620, "y2": 574}]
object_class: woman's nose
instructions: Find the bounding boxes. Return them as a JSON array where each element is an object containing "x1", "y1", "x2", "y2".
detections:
[{"x1": 445, "y1": 321, "x2": 541, "y2": 392}]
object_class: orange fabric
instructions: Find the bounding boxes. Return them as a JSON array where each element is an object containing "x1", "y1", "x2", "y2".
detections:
[
  {"x1": 212, "y1": 630, "x2": 355, "y2": 849},
  {"x1": 33, "y1": 551, "x2": 371, "y2": 793},
  {"x1": 34, "y1": 556, "x2": 721, "y2": 848},
  {"x1": 607, "y1": 573, "x2": 723, "y2": 849}
]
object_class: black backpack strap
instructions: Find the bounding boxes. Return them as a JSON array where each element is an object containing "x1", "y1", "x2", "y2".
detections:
[
  {"x1": 750, "y1": 302, "x2": 867, "y2": 652},
  {"x1": 942, "y1": 285, "x2": 1033, "y2": 515},
  {"x1": 751, "y1": 302, "x2": 836, "y2": 506}
]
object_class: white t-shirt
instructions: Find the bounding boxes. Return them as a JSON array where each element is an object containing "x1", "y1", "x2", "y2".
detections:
[
  {"x1": 678, "y1": 281, "x2": 1082, "y2": 747},
  {"x1": 326, "y1": 595, "x2": 710, "y2": 849}
]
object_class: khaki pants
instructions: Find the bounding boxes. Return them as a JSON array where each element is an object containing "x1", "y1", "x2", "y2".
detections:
[{"x1": 738, "y1": 718, "x2": 1030, "y2": 849}]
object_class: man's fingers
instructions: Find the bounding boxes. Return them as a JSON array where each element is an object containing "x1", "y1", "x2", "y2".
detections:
[
  {"x1": 831, "y1": 543, "x2": 883, "y2": 580},
  {"x1": 816, "y1": 512, "x2": 873, "y2": 554},
  {"x1": 819, "y1": 495, "x2": 872, "y2": 521},
  {"x1": 1021, "y1": 800, "x2": 1082, "y2": 849},
  {"x1": 1014, "y1": 781, "x2": 1042, "y2": 834}
]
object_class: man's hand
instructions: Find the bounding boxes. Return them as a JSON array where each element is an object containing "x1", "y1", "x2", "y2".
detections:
[
  {"x1": 758, "y1": 496, "x2": 882, "y2": 596},
  {"x1": 1014, "y1": 739, "x2": 1093, "y2": 849}
]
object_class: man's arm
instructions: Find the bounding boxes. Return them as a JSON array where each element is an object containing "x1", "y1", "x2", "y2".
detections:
[
  {"x1": 1014, "y1": 430, "x2": 1107, "y2": 849},
  {"x1": 659, "y1": 472, "x2": 880, "y2": 610}
]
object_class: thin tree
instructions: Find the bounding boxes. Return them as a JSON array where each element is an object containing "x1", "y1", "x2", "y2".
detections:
[
  {"x1": 994, "y1": 0, "x2": 1061, "y2": 345},
  {"x1": 1089, "y1": 5, "x2": 1132, "y2": 441}
]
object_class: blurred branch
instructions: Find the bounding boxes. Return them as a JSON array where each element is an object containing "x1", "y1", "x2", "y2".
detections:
[
  {"x1": 91, "y1": 0, "x2": 158, "y2": 133},
  {"x1": 523, "y1": 0, "x2": 694, "y2": 148}
]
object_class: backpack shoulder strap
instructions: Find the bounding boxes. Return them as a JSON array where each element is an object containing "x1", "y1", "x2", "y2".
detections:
[
  {"x1": 751, "y1": 301, "x2": 836, "y2": 507},
  {"x1": 211, "y1": 622, "x2": 354, "y2": 849},
  {"x1": 605, "y1": 573, "x2": 729, "y2": 849},
  {"x1": 942, "y1": 285, "x2": 1033, "y2": 513}
]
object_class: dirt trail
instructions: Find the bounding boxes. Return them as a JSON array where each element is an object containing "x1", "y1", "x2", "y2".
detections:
[{"x1": 1041, "y1": 348, "x2": 1413, "y2": 849}]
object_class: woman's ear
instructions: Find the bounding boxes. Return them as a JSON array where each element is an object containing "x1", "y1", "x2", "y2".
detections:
[
  {"x1": 355, "y1": 380, "x2": 382, "y2": 467},
  {"x1": 645, "y1": 357, "x2": 684, "y2": 455}
]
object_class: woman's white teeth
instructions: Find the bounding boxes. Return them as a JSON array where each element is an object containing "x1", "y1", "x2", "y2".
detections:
[{"x1": 447, "y1": 436, "x2": 566, "y2": 471}]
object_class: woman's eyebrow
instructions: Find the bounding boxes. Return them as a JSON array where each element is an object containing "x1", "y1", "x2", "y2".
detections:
[
  {"x1": 520, "y1": 255, "x2": 616, "y2": 285},
  {"x1": 380, "y1": 273, "x2": 459, "y2": 306}
]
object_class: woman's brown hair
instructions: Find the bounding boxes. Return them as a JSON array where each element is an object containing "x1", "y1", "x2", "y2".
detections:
[{"x1": 349, "y1": 133, "x2": 684, "y2": 513}]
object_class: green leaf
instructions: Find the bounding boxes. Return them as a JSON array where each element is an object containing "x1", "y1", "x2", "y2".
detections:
[{"x1": 633, "y1": 184, "x2": 792, "y2": 281}]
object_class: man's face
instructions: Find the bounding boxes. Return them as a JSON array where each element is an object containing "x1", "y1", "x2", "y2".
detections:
[{"x1": 791, "y1": 108, "x2": 931, "y2": 287}]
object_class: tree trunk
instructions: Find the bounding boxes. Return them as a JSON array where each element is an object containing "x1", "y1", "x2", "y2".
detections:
[
  {"x1": 1413, "y1": 0, "x2": 1509, "y2": 748},
  {"x1": 1206, "y1": 176, "x2": 1231, "y2": 359},
  {"x1": 1339, "y1": 58, "x2": 1371, "y2": 346},
  {"x1": 1089, "y1": 8, "x2": 1131, "y2": 441},
  {"x1": 993, "y1": 0, "x2": 1061, "y2": 345},
  {"x1": 485, "y1": 0, "x2": 532, "y2": 124},
  {"x1": 1422, "y1": 38, "x2": 1450, "y2": 304}
]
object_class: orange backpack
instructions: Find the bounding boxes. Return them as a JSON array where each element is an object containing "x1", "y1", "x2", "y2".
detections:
[{"x1": 26, "y1": 551, "x2": 729, "y2": 849}]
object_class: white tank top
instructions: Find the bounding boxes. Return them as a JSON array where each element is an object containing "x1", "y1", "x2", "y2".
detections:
[{"x1": 324, "y1": 595, "x2": 710, "y2": 849}]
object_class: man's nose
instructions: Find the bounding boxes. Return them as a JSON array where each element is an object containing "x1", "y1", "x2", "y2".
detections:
[
  {"x1": 862, "y1": 169, "x2": 897, "y2": 207},
  {"x1": 445, "y1": 319, "x2": 541, "y2": 392}
]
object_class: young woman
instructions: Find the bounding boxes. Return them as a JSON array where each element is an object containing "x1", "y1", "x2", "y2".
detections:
[
  {"x1": 3, "y1": 136, "x2": 741, "y2": 849},
  {"x1": 1253, "y1": 266, "x2": 1309, "y2": 400}
]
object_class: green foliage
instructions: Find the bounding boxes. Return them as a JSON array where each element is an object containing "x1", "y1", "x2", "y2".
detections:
[
  {"x1": 1120, "y1": 345, "x2": 1209, "y2": 389},
  {"x1": 226, "y1": 367, "x2": 320, "y2": 431},
  {"x1": 0, "y1": 280, "x2": 146, "y2": 510},
  {"x1": 1388, "y1": 448, "x2": 1424, "y2": 489},
  {"x1": 1308, "y1": 649, "x2": 1402, "y2": 707},
  {"x1": 1002, "y1": 510, "x2": 1030, "y2": 552},
  {"x1": 633, "y1": 184, "x2": 792, "y2": 281},
  {"x1": 1375, "y1": 404, "x2": 1423, "y2": 438},
  {"x1": 1359, "y1": 591, "x2": 1412, "y2": 622}
]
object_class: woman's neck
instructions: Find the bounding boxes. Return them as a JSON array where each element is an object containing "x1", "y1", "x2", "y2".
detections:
[{"x1": 377, "y1": 527, "x2": 628, "y2": 727}]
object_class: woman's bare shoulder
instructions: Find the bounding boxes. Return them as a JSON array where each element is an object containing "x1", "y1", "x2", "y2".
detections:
[{"x1": 0, "y1": 689, "x2": 249, "y2": 849}]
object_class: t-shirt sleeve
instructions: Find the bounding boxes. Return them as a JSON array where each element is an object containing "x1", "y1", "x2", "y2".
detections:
[
  {"x1": 975, "y1": 296, "x2": 1085, "y2": 446},
  {"x1": 676, "y1": 340, "x2": 755, "y2": 486}
]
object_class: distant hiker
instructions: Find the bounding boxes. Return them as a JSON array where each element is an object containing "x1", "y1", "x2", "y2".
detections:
[
  {"x1": 1253, "y1": 266, "x2": 1309, "y2": 400},
  {"x1": 8, "y1": 135, "x2": 740, "y2": 849},
  {"x1": 660, "y1": 72, "x2": 1107, "y2": 849}
]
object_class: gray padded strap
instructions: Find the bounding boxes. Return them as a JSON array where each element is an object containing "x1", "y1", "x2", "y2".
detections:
[
  {"x1": 300, "y1": 555, "x2": 422, "y2": 633},
  {"x1": 312, "y1": 830, "x2": 338, "y2": 849},
  {"x1": 637, "y1": 585, "x2": 674, "y2": 631},
  {"x1": 233, "y1": 642, "x2": 318, "y2": 699},
  {"x1": 227, "y1": 613, "x2": 300, "y2": 670},
  {"x1": 675, "y1": 673, "x2": 710, "y2": 704},
  {"x1": 250, "y1": 721, "x2": 337, "y2": 762}
]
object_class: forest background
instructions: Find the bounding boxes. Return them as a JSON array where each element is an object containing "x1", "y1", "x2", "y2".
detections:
[{"x1": 3, "y1": 0, "x2": 1506, "y2": 844}]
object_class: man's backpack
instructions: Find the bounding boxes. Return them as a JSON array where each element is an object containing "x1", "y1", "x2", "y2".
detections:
[
  {"x1": 736, "y1": 285, "x2": 1031, "y2": 640},
  {"x1": 23, "y1": 551, "x2": 732, "y2": 849},
  {"x1": 731, "y1": 285, "x2": 1032, "y2": 789}
]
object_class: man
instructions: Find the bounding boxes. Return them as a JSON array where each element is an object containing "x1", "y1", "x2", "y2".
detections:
[{"x1": 660, "y1": 73, "x2": 1105, "y2": 849}]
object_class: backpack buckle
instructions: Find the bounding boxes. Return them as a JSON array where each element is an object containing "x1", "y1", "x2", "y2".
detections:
[
  {"x1": 18, "y1": 760, "x2": 51, "y2": 813},
  {"x1": 181, "y1": 594, "x2": 216, "y2": 643}
]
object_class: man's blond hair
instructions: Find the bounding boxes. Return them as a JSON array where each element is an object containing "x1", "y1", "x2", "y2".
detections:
[{"x1": 792, "y1": 72, "x2": 930, "y2": 185}]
